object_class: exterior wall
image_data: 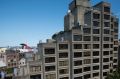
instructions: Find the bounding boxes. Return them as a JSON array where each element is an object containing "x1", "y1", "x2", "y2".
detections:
[{"x1": 38, "y1": 1, "x2": 119, "y2": 79}]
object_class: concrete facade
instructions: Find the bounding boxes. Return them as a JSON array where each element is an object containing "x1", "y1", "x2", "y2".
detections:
[{"x1": 38, "y1": 0, "x2": 119, "y2": 79}]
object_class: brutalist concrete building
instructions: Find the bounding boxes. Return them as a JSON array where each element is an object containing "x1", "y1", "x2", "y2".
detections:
[{"x1": 38, "y1": 0, "x2": 119, "y2": 79}]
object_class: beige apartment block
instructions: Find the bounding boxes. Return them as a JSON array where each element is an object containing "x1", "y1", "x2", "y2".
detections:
[{"x1": 38, "y1": 0, "x2": 119, "y2": 79}]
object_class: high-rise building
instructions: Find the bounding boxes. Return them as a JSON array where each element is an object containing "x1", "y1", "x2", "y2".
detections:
[{"x1": 38, "y1": 0, "x2": 119, "y2": 79}]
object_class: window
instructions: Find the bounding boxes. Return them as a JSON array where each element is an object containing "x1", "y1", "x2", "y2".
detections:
[
  {"x1": 93, "y1": 44, "x2": 99, "y2": 49},
  {"x1": 59, "y1": 44, "x2": 68, "y2": 50},
  {"x1": 110, "y1": 44, "x2": 113, "y2": 48},
  {"x1": 60, "y1": 77, "x2": 69, "y2": 79},
  {"x1": 74, "y1": 68, "x2": 82, "y2": 74},
  {"x1": 114, "y1": 35, "x2": 118, "y2": 39},
  {"x1": 59, "y1": 61, "x2": 68, "y2": 66},
  {"x1": 104, "y1": 29, "x2": 110, "y2": 34},
  {"x1": 93, "y1": 29, "x2": 100, "y2": 34},
  {"x1": 110, "y1": 57, "x2": 113, "y2": 61},
  {"x1": 45, "y1": 57, "x2": 55, "y2": 63},
  {"x1": 93, "y1": 51, "x2": 99, "y2": 56},
  {"x1": 103, "y1": 65, "x2": 109, "y2": 69},
  {"x1": 103, "y1": 44, "x2": 109, "y2": 48},
  {"x1": 104, "y1": 14, "x2": 110, "y2": 20},
  {"x1": 59, "y1": 52, "x2": 68, "y2": 58},
  {"x1": 93, "y1": 72, "x2": 99, "y2": 77},
  {"x1": 45, "y1": 48, "x2": 55, "y2": 54},
  {"x1": 84, "y1": 67, "x2": 91, "y2": 72},
  {"x1": 74, "y1": 60, "x2": 82, "y2": 66},
  {"x1": 104, "y1": 22, "x2": 110, "y2": 27},
  {"x1": 46, "y1": 74, "x2": 56, "y2": 79},
  {"x1": 59, "y1": 69, "x2": 68, "y2": 74},
  {"x1": 84, "y1": 59, "x2": 91, "y2": 64},
  {"x1": 84, "y1": 44, "x2": 91, "y2": 49},
  {"x1": 103, "y1": 72, "x2": 107, "y2": 76},
  {"x1": 113, "y1": 65, "x2": 117, "y2": 68},
  {"x1": 93, "y1": 13, "x2": 100, "y2": 19},
  {"x1": 103, "y1": 58, "x2": 109, "y2": 62},
  {"x1": 74, "y1": 52, "x2": 82, "y2": 58},
  {"x1": 84, "y1": 51, "x2": 91, "y2": 56},
  {"x1": 114, "y1": 29, "x2": 118, "y2": 33},
  {"x1": 93, "y1": 21, "x2": 100, "y2": 27},
  {"x1": 45, "y1": 66, "x2": 55, "y2": 71},
  {"x1": 93, "y1": 36, "x2": 99, "y2": 41},
  {"x1": 103, "y1": 51, "x2": 109, "y2": 55},
  {"x1": 93, "y1": 66, "x2": 99, "y2": 70},
  {"x1": 74, "y1": 44, "x2": 82, "y2": 49},
  {"x1": 113, "y1": 59, "x2": 117, "y2": 63},
  {"x1": 73, "y1": 35, "x2": 82, "y2": 41},
  {"x1": 104, "y1": 6, "x2": 110, "y2": 13},
  {"x1": 83, "y1": 28, "x2": 91, "y2": 34},
  {"x1": 83, "y1": 36, "x2": 91, "y2": 41},
  {"x1": 104, "y1": 37, "x2": 109, "y2": 41},
  {"x1": 74, "y1": 77, "x2": 82, "y2": 79},
  {"x1": 114, "y1": 41, "x2": 118, "y2": 45},
  {"x1": 84, "y1": 74, "x2": 91, "y2": 79},
  {"x1": 93, "y1": 58, "x2": 99, "y2": 63}
]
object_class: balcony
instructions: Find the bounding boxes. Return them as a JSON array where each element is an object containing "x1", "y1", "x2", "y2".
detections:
[{"x1": 93, "y1": 13, "x2": 100, "y2": 19}]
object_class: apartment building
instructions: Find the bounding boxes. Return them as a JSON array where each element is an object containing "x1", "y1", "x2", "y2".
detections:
[{"x1": 38, "y1": 0, "x2": 119, "y2": 79}]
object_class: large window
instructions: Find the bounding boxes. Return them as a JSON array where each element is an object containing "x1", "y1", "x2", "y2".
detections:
[
  {"x1": 45, "y1": 57, "x2": 55, "y2": 63},
  {"x1": 93, "y1": 72, "x2": 99, "y2": 77},
  {"x1": 84, "y1": 44, "x2": 91, "y2": 49},
  {"x1": 104, "y1": 22, "x2": 110, "y2": 27},
  {"x1": 104, "y1": 6, "x2": 110, "y2": 13},
  {"x1": 103, "y1": 58, "x2": 109, "y2": 62},
  {"x1": 74, "y1": 77, "x2": 82, "y2": 79},
  {"x1": 93, "y1": 44, "x2": 99, "y2": 49},
  {"x1": 104, "y1": 37, "x2": 109, "y2": 41},
  {"x1": 60, "y1": 77, "x2": 69, "y2": 79},
  {"x1": 103, "y1": 44, "x2": 109, "y2": 48},
  {"x1": 93, "y1": 36, "x2": 99, "y2": 41},
  {"x1": 45, "y1": 48, "x2": 55, "y2": 54},
  {"x1": 59, "y1": 44, "x2": 68, "y2": 50},
  {"x1": 84, "y1": 59, "x2": 91, "y2": 64},
  {"x1": 74, "y1": 52, "x2": 82, "y2": 58},
  {"x1": 93, "y1": 66, "x2": 99, "y2": 70},
  {"x1": 83, "y1": 28, "x2": 91, "y2": 34},
  {"x1": 83, "y1": 36, "x2": 91, "y2": 41},
  {"x1": 93, "y1": 21, "x2": 100, "y2": 27},
  {"x1": 84, "y1": 67, "x2": 91, "y2": 72},
  {"x1": 59, "y1": 61, "x2": 68, "y2": 66},
  {"x1": 84, "y1": 51, "x2": 91, "y2": 57},
  {"x1": 93, "y1": 29, "x2": 100, "y2": 34},
  {"x1": 93, "y1": 58, "x2": 99, "y2": 63},
  {"x1": 73, "y1": 35, "x2": 82, "y2": 41},
  {"x1": 104, "y1": 29, "x2": 110, "y2": 34},
  {"x1": 104, "y1": 14, "x2": 110, "y2": 20},
  {"x1": 74, "y1": 68, "x2": 82, "y2": 74},
  {"x1": 59, "y1": 52, "x2": 68, "y2": 58},
  {"x1": 46, "y1": 74, "x2": 56, "y2": 79},
  {"x1": 103, "y1": 51, "x2": 109, "y2": 55},
  {"x1": 84, "y1": 74, "x2": 91, "y2": 79},
  {"x1": 103, "y1": 65, "x2": 109, "y2": 69},
  {"x1": 93, "y1": 13, "x2": 100, "y2": 19},
  {"x1": 93, "y1": 51, "x2": 99, "y2": 56},
  {"x1": 74, "y1": 60, "x2": 82, "y2": 66},
  {"x1": 74, "y1": 44, "x2": 82, "y2": 49},
  {"x1": 59, "y1": 69, "x2": 68, "y2": 75},
  {"x1": 45, "y1": 66, "x2": 55, "y2": 71}
]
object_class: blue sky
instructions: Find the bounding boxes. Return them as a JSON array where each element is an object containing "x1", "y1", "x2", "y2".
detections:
[{"x1": 0, "y1": 0, "x2": 120, "y2": 47}]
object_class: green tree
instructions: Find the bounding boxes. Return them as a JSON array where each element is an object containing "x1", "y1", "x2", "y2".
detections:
[{"x1": 106, "y1": 68, "x2": 120, "y2": 79}]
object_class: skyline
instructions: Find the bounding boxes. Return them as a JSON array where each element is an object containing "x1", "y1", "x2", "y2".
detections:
[{"x1": 0, "y1": 0, "x2": 120, "y2": 47}]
